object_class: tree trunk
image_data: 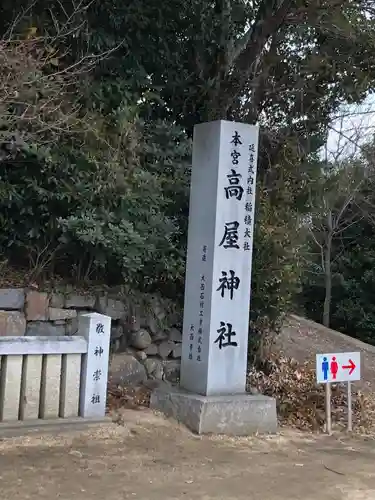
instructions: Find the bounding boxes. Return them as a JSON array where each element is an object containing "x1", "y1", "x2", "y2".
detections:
[{"x1": 323, "y1": 236, "x2": 332, "y2": 327}]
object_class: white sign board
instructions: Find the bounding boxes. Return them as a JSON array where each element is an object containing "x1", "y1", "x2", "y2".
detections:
[
  {"x1": 316, "y1": 352, "x2": 361, "y2": 384},
  {"x1": 79, "y1": 313, "x2": 111, "y2": 418},
  {"x1": 180, "y1": 120, "x2": 259, "y2": 396}
]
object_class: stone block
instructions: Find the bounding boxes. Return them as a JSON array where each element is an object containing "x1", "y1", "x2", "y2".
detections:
[
  {"x1": 49, "y1": 307, "x2": 77, "y2": 321},
  {"x1": 146, "y1": 315, "x2": 158, "y2": 335},
  {"x1": 96, "y1": 295, "x2": 107, "y2": 314},
  {"x1": 2, "y1": 355, "x2": 23, "y2": 420},
  {"x1": 50, "y1": 293, "x2": 65, "y2": 308},
  {"x1": 126, "y1": 347, "x2": 147, "y2": 362},
  {"x1": 134, "y1": 350, "x2": 147, "y2": 362},
  {"x1": 65, "y1": 293, "x2": 95, "y2": 309},
  {"x1": 105, "y1": 298, "x2": 126, "y2": 319},
  {"x1": 0, "y1": 311, "x2": 26, "y2": 336},
  {"x1": 126, "y1": 303, "x2": 142, "y2": 332},
  {"x1": 151, "y1": 299, "x2": 166, "y2": 321},
  {"x1": 65, "y1": 318, "x2": 76, "y2": 336},
  {"x1": 145, "y1": 343, "x2": 158, "y2": 356},
  {"x1": 172, "y1": 344, "x2": 182, "y2": 358},
  {"x1": 26, "y1": 291, "x2": 49, "y2": 321},
  {"x1": 130, "y1": 329, "x2": 152, "y2": 350},
  {"x1": 168, "y1": 328, "x2": 182, "y2": 343},
  {"x1": 109, "y1": 353, "x2": 147, "y2": 385},
  {"x1": 41, "y1": 354, "x2": 62, "y2": 418},
  {"x1": 26, "y1": 321, "x2": 66, "y2": 337},
  {"x1": 158, "y1": 340, "x2": 175, "y2": 359},
  {"x1": 143, "y1": 358, "x2": 164, "y2": 380},
  {"x1": 0, "y1": 288, "x2": 25, "y2": 310},
  {"x1": 150, "y1": 386, "x2": 277, "y2": 435},
  {"x1": 60, "y1": 354, "x2": 81, "y2": 418},
  {"x1": 22, "y1": 354, "x2": 43, "y2": 420},
  {"x1": 65, "y1": 310, "x2": 93, "y2": 336},
  {"x1": 111, "y1": 324, "x2": 124, "y2": 340},
  {"x1": 164, "y1": 360, "x2": 181, "y2": 382},
  {"x1": 151, "y1": 330, "x2": 168, "y2": 342}
]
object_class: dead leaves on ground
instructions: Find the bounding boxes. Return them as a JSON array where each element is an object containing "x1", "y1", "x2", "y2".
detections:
[
  {"x1": 247, "y1": 353, "x2": 375, "y2": 433},
  {"x1": 106, "y1": 353, "x2": 375, "y2": 434}
]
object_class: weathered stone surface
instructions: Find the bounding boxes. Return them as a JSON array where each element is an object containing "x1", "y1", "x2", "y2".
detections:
[
  {"x1": 60, "y1": 353, "x2": 81, "y2": 418},
  {"x1": 168, "y1": 328, "x2": 182, "y2": 343},
  {"x1": 0, "y1": 288, "x2": 25, "y2": 310},
  {"x1": 143, "y1": 379, "x2": 169, "y2": 391},
  {"x1": 65, "y1": 310, "x2": 92, "y2": 336},
  {"x1": 130, "y1": 329, "x2": 152, "y2": 350},
  {"x1": 26, "y1": 291, "x2": 49, "y2": 321},
  {"x1": 129, "y1": 316, "x2": 141, "y2": 332},
  {"x1": 105, "y1": 298, "x2": 126, "y2": 319},
  {"x1": 150, "y1": 387, "x2": 278, "y2": 435},
  {"x1": 26, "y1": 321, "x2": 66, "y2": 336},
  {"x1": 249, "y1": 385, "x2": 260, "y2": 395},
  {"x1": 111, "y1": 324, "x2": 124, "y2": 340},
  {"x1": 95, "y1": 294, "x2": 107, "y2": 314},
  {"x1": 145, "y1": 343, "x2": 158, "y2": 356},
  {"x1": 158, "y1": 340, "x2": 175, "y2": 359},
  {"x1": 164, "y1": 360, "x2": 181, "y2": 382},
  {"x1": 22, "y1": 354, "x2": 43, "y2": 420},
  {"x1": 2, "y1": 355, "x2": 23, "y2": 420},
  {"x1": 118, "y1": 334, "x2": 129, "y2": 351},
  {"x1": 65, "y1": 318, "x2": 77, "y2": 336},
  {"x1": 0, "y1": 311, "x2": 26, "y2": 336},
  {"x1": 65, "y1": 293, "x2": 95, "y2": 309},
  {"x1": 146, "y1": 315, "x2": 158, "y2": 335},
  {"x1": 49, "y1": 307, "x2": 77, "y2": 321},
  {"x1": 111, "y1": 338, "x2": 121, "y2": 353},
  {"x1": 134, "y1": 349, "x2": 147, "y2": 362},
  {"x1": 172, "y1": 344, "x2": 182, "y2": 359},
  {"x1": 109, "y1": 353, "x2": 147, "y2": 385},
  {"x1": 126, "y1": 303, "x2": 142, "y2": 332},
  {"x1": 151, "y1": 300, "x2": 166, "y2": 321},
  {"x1": 42, "y1": 354, "x2": 62, "y2": 418},
  {"x1": 49, "y1": 293, "x2": 65, "y2": 308},
  {"x1": 168, "y1": 311, "x2": 181, "y2": 327},
  {"x1": 143, "y1": 358, "x2": 164, "y2": 380},
  {"x1": 151, "y1": 330, "x2": 168, "y2": 342}
]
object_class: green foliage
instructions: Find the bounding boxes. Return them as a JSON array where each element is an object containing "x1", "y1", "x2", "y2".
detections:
[
  {"x1": 0, "y1": 110, "x2": 191, "y2": 296},
  {"x1": 1, "y1": 0, "x2": 375, "y2": 354}
]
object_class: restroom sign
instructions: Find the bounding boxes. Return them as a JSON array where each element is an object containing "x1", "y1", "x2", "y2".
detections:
[{"x1": 316, "y1": 352, "x2": 361, "y2": 384}]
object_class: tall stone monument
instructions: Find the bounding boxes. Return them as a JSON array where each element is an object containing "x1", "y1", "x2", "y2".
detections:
[{"x1": 150, "y1": 120, "x2": 277, "y2": 435}]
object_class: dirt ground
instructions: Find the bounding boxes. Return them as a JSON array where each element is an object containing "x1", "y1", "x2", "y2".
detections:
[{"x1": 0, "y1": 410, "x2": 374, "y2": 500}]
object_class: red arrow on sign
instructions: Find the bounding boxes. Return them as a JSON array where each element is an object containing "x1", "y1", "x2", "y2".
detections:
[{"x1": 342, "y1": 359, "x2": 356, "y2": 375}]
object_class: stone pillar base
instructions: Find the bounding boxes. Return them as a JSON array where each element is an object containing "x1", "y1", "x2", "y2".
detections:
[{"x1": 150, "y1": 385, "x2": 277, "y2": 435}]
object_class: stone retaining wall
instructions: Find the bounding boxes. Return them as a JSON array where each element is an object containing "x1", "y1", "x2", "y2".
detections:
[{"x1": 0, "y1": 288, "x2": 182, "y2": 384}]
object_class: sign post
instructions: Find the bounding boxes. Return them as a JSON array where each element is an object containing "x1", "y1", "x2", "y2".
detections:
[
  {"x1": 347, "y1": 381, "x2": 352, "y2": 432},
  {"x1": 149, "y1": 120, "x2": 278, "y2": 435},
  {"x1": 316, "y1": 352, "x2": 360, "y2": 434},
  {"x1": 325, "y1": 383, "x2": 332, "y2": 435},
  {"x1": 179, "y1": 120, "x2": 259, "y2": 396}
]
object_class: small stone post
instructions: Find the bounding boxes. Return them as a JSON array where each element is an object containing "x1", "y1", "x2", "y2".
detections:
[{"x1": 79, "y1": 313, "x2": 111, "y2": 418}]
